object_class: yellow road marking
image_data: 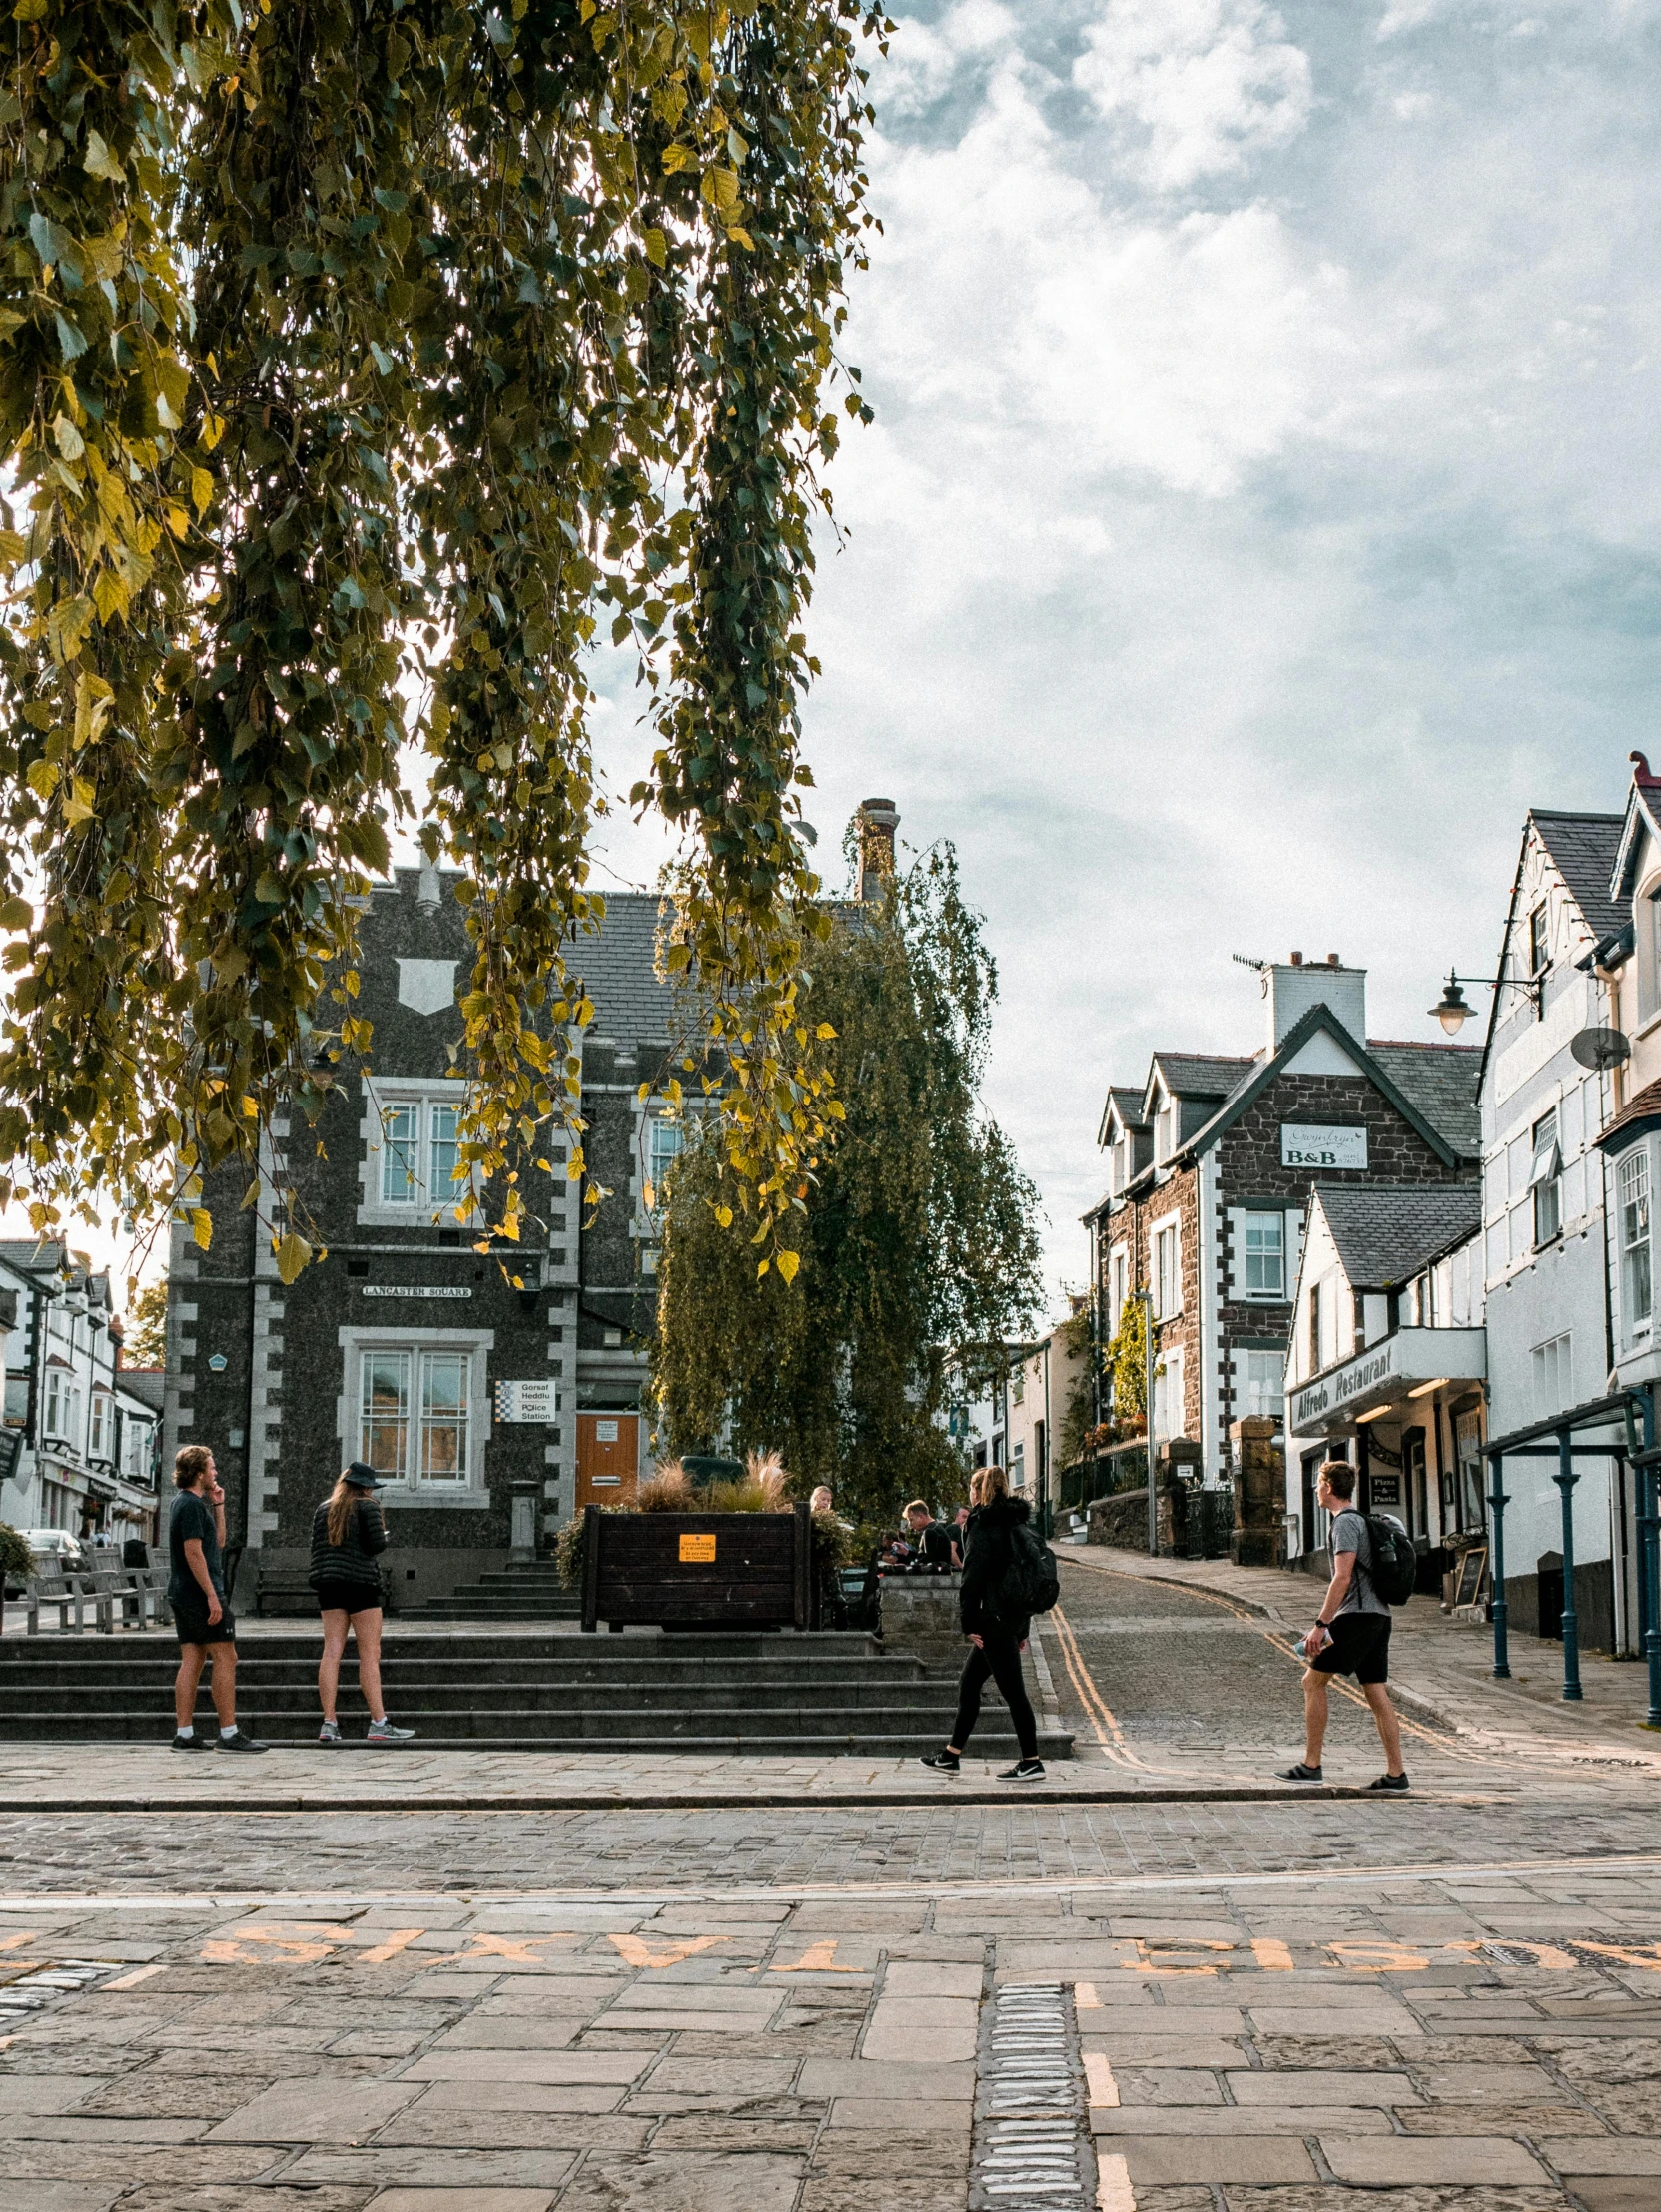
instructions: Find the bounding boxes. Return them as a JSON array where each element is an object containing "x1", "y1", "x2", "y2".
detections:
[{"x1": 1084, "y1": 2050, "x2": 1119, "y2": 2107}]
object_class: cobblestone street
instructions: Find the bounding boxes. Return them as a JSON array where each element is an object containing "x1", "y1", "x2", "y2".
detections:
[{"x1": 5, "y1": 1553, "x2": 1661, "y2": 2211}]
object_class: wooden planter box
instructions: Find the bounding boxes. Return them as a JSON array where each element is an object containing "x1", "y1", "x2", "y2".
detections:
[{"x1": 580, "y1": 1501, "x2": 815, "y2": 1633}]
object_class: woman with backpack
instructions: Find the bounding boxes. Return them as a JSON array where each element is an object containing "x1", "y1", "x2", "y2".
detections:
[
  {"x1": 920, "y1": 1462, "x2": 1045, "y2": 1782},
  {"x1": 310, "y1": 1463, "x2": 415, "y2": 1745}
]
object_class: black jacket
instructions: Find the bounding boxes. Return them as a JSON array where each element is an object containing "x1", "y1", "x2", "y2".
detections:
[
  {"x1": 958, "y1": 1496, "x2": 1032, "y2": 1639},
  {"x1": 308, "y1": 1494, "x2": 389, "y2": 1595}
]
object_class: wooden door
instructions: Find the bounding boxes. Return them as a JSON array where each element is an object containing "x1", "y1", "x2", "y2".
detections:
[{"x1": 576, "y1": 1414, "x2": 640, "y2": 1512}]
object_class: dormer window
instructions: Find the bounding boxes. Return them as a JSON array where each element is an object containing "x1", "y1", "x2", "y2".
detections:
[{"x1": 1155, "y1": 1099, "x2": 1176, "y2": 1162}]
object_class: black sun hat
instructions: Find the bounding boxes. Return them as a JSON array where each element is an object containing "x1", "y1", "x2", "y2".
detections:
[{"x1": 343, "y1": 1462, "x2": 387, "y2": 1490}]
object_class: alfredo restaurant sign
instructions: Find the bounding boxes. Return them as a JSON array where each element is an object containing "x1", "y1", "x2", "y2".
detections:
[{"x1": 1292, "y1": 1337, "x2": 1403, "y2": 1432}]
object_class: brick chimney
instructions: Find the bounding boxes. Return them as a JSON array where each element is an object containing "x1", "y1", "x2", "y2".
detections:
[{"x1": 855, "y1": 798, "x2": 899, "y2": 901}]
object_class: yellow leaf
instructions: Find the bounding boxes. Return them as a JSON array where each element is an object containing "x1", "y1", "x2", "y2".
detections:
[
  {"x1": 714, "y1": 1205, "x2": 732, "y2": 1228},
  {"x1": 776, "y1": 1249, "x2": 800, "y2": 1285},
  {"x1": 756, "y1": 1257, "x2": 770, "y2": 1278},
  {"x1": 51, "y1": 413, "x2": 84, "y2": 461},
  {"x1": 274, "y1": 1230, "x2": 313, "y2": 1285},
  {"x1": 190, "y1": 467, "x2": 213, "y2": 517},
  {"x1": 82, "y1": 130, "x2": 125, "y2": 183},
  {"x1": 165, "y1": 504, "x2": 190, "y2": 540},
  {"x1": 815, "y1": 1023, "x2": 837, "y2": 1039},
  {"x1": 644, "y1": 227, "x2": 666, "y2": 267},
  {"x1": 92, "y1": 567, "x2": 129, "y2": 625},
  {"x1": 191, "y1": 1208, "x2": 213, "y2": 1252}
]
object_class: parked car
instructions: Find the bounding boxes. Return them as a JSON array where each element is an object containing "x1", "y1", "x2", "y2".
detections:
[{"x1": 23, "y1": 1529, "x2": 84, "y2": 1572}]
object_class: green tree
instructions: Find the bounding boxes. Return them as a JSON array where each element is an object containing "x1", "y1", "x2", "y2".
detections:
[
  {"x1": 650, "y1": 842, "x2": 1044, "y2": 1525},
  {"x1": 0, "y1": 0, "x2": 887, "y2": 1282},
  {"x1": 1054, "y1": 1303, "x2": 1095, "y2": 1469},
  {"x1": 122, "y1": 1277, "x2": 168, "y2": 1368}
]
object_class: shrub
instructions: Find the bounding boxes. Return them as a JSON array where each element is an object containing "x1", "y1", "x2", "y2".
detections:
[{"x1": 0, "y1": 1522, "x2": 33, "y2": 1586}]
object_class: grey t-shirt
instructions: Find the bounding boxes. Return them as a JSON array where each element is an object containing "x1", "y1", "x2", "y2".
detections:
[{"x1": 1330, "y1": 1508, "x2": 1390, "y2": 1618}]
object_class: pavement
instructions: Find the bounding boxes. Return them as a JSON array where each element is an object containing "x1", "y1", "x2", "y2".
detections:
[{"x1": 4, "y1": 1548, "x2": 1661, "y2": 2210}]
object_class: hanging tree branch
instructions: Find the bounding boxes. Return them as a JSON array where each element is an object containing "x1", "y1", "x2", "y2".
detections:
[{"x1": 0, "y1": 0, "x2": 887, "y2": 1281}]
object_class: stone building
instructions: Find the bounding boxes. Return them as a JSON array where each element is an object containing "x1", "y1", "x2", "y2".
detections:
[
  {"x1": 165, "y1": 865, "x2": 683, "y2": 1609},
  {"x1": 1085, "y1": 957, "x2": 1480, "y2": 1506}
]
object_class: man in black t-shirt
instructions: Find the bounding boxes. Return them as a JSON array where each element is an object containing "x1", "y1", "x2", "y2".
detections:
[{"x1": 168, "y1": 1446, "x2": 266, "y2": 1753}]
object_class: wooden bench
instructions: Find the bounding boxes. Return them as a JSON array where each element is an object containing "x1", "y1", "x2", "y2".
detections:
[
  {"x1": 25, "y1": 1573, "x2": 110, "y2": 1634},
  {"x1": 24, "y1": 1569, "x2": 171, "y2": 1634},
  {"x1": 255, "y1": 1563, "x2": 316, "y2": 1618}
]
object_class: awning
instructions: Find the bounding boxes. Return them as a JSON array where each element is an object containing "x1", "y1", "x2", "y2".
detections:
[{"x1": 1290, "y1": 1325, "x2": 1486, "y2": 1436}]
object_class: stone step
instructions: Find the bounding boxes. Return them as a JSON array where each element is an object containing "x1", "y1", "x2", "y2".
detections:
[
  {"x1": 0, "y1": 1716, "x2": 1063, "y2": 1756},
  {"x1": 0, "y1": 1677, "x2": 957, "y2": 1715}
]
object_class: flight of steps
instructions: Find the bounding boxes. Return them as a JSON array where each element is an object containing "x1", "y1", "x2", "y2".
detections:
[
  {"x1": 410, "y1": 1561, "x2": 580, "y2": 1622},
  {"x1": 0, "y1": 1628, "x2": 1073, "y2": 1759}
]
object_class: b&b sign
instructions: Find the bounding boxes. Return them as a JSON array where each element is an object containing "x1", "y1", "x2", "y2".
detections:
[
  {"x1": 493, "y1": 1378, "x2": 558, "y2": 1424},
  {"x1": 1280, "y1": 1123, "x2": 1367, "y2": 1170}
]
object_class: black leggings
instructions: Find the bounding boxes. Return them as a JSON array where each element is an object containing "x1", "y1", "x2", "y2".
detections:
[{"x1": 951, "y1": 1630, "x2": 1038, "y2": 1761}]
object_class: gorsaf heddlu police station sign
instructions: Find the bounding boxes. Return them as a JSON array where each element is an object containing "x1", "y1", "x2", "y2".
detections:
[
  {"x1": 1281, "y1": 1122, "x2": 1368, "y2": 1169},
  {"x1": 493, "y1": 1379, "x2": 558, "y2": 1424}
]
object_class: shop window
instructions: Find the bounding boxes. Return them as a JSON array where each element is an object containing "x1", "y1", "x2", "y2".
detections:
[
  {"x1": 1529, "y1": 1110, "x2": 1562, "y2": 1248},
  {"x1": 1243, "y1": 1212, "x2": 1284, "y2": 1298},
  {"x1": 1621, "y1": 1149, "x2": 1653, "y2": 1335},
  {"x1": 1455, "y1": 1408, "x2": 1485, "y2": 1531}
]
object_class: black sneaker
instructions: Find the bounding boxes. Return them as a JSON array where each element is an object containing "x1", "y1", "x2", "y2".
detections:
[
  {"x1": 1368, "y1": 1771, "x2": 1409, "y2": 1792},
  {"x1": 919, "y1": 1751, "x2": 960, "y2": 1773},
  {"x1": 1279, "y1": 1762, "x2": 1323, "y2": 1781},
  {"x1": 999, "y1": 1759, "x2": 1045, "y2": 1782},
  {"x1": 171, "y1": 1732, "x2": 211, "y2": 1753},
  {"x1": 217, "y1": 1728, "x2": 269, "y2": 1754}
]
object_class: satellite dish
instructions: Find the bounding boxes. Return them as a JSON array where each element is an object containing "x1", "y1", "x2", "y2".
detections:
[{"x1": 1571, "y1": 1027, "x2": 1631, "y2": 1072}]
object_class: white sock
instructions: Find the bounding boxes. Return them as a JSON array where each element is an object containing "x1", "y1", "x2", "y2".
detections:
[
  {"x1": 177, "y1": 1724, "x2": 194, "y2": 1739},
  {"x1": 220, "y1": 1725, "x2": 237, "y2": 1740}
]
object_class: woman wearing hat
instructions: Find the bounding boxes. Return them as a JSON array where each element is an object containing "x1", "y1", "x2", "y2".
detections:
[{"x1": 310, "y1": 1463, "x2": 415, "y2": 1745}]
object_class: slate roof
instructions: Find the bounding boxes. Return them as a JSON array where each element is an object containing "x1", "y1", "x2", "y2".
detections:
[
  {"x1": 563, "y1": 893, "x2": 678, "y2": 1051},
  {"x1": 1530, "y1": 809, "x2": 1625, "y2": 942},
  {"x1": 1314, "y1": 1184, "x2": 1483, "y2": 1292},
  {"x1": 1151, "y1": 1052, "x2": 1258, "y2": 1100},
  {"x1": 1105, "y1": 1086, "x2": 1149, "y2": 1131},
  {"x1": 1365, "y1": 1042, "x2": 1482, "y2": 1160},
  {"x1": 118, "y1": 1368, "x2": 165, "y2": 1412}
]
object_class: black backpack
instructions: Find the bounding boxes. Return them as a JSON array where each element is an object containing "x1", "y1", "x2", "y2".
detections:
[
  {"x1": 1361, "y1": 1515, "x2": 1416, "y2": 1608},
  {"x1": 999, "y1": 1521, "x2": 1061, "y2": 1619}
]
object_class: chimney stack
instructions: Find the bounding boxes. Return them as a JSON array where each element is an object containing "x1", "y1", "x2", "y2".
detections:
[
  {"x1": 1261, "y1": 956, "x2": 1367, "y2": 1052},
  {"x1": 855, "y1": 798, "x2": 899, "y2": 902}
]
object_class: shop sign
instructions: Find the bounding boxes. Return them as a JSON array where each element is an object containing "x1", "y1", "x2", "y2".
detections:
[
  {"x1": 1281, "y1": 1123, "x2": 1368, "y2": 1169},
  {"x1": 1292, "y1": 1334, "x2": 1401, "y2": 1431}
]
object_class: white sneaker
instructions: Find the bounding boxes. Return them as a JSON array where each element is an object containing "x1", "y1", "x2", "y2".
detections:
[
  {"x1": 367, "y1": 1718, "x2": 415, "y2": 1743},
  {"x1": 318, "y1": 1719, "x2": 341, "y2": 1745}
]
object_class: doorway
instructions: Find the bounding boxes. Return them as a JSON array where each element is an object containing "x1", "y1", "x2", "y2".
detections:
[{"x1": 576, "y1": 1413, "x2": 641, "y2": 1513}]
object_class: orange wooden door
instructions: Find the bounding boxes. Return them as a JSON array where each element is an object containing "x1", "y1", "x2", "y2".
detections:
[{"x1": 576, "y1": 1414, "x2": 640, "y2": 1511}]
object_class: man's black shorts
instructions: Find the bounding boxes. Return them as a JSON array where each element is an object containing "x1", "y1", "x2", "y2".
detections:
[
  {"x1": 174, "y1": 1599, "x2": 236, "y2": 1648},
  {"x1": 1309, "y1": 1613, "x2": 1390, "y2": 1684}
]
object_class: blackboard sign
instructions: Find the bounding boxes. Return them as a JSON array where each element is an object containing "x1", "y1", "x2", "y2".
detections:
[
  {"x1": 1369, "y1": 1474, "x2": 1401, "y2": 1507},
  {"x1": 1454, "y1": 1547, "x2": 1487, "y2": 1608}
]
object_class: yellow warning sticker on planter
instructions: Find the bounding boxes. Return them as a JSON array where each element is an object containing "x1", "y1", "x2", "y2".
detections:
[{"x1": 679, "y1": 1533, "x2": 717, "y2": 1563}]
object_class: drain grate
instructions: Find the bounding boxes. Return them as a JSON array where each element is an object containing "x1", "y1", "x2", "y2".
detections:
[{"x1": 971, "y1": 1978, "x2": 1096, "y2": 2209}]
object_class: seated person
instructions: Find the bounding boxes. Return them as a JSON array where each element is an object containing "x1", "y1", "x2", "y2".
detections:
[{"x1": 902, "y1": 1500, "x2": 957, "y2": 1573}]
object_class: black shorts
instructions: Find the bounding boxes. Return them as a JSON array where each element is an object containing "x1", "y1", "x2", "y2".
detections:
[
  {"x1": 1309, "y1": 1613, "x2": 1391, "y2": 1684},
  {"x1": 174, "y1": 1599, "x2": 236, "y2": 1648},
  {"x1": 315, "y1": 1580, "x2": 382, "y2": 1617}
]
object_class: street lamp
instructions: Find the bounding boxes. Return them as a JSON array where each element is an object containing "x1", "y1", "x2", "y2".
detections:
[{"x1": 1428, "y1": 970, "x2": 1542, "y2": 1037}]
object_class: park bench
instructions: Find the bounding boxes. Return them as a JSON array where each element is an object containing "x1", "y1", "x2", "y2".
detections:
[
  {"x1": 25, "y1": 1573, "x2": 111, "y2": 1635},
  {"x1": 82, "y1": 1567, "x2": 171, "y2": 1630},
  {"x1": 255, "y1": 1561, "x2": 316, "y2": 1617}
]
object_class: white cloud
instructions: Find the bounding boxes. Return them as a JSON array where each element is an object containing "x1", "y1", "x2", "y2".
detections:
[{"x1": 1073, "y1": 0, "x2": 1313, "y2": 190}]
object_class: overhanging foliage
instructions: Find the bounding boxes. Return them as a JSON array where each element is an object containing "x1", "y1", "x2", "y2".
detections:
[{"x1": 0, "y1": 0, "x2": 885, "y2": 1282}]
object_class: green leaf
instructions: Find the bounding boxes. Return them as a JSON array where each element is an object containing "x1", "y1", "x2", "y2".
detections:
[{"x1": 82, "y1": 131, "x2": 125, "y2": 183}]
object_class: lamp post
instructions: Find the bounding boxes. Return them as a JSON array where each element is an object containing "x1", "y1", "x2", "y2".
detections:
[
  {"x1": 1552, "y1": 1427, "x2": 1583, "y2": 1702},
  {"x1": 1488, "y1": 1449, "x2": 1510, "y2": 1681},
  {"x1": 1135, "y1": 1287, "x2": 1158, "y2": 1557}
]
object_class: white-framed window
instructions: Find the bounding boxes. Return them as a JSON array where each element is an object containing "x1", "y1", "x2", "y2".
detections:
[
  {"x1": 1243, "y1": 1211, "x2": 1285, "y2": 1298},
  {"x1": 643, "y1": 1115, "x2": 683, "y2": 1212},
  {"x1": 1011, "y1": 1439, "x2": 1026, "y2": 1488},
  {"x1": 1108, "y1": 1243, "x2": 1129, "y2": 1332},
  {"x1": 360, "y1": 1346, "x2": 471, "y2": 1486},
  {"x1": 361, "y1": 1081, "x2": 478, "y2": 1224},
  {"x1": 1640, "y1": 882, "x2": 1661, "y2": 1025},
  {"x1": 1529, "y1": 1109, "x2": 1561, "y2": 1248},
  {"x1": 43, "y1": 1365, "x2": 82, "y2": 1449},
  {"x1": 1154, "y1": 1096, "x2": 1176, "y2": 1162},
  {"x1": 1153, "y1": 1347, "x2": 1185, "y2": 1441},
  {"x1": 1317, "y1": 1273, "x2": 1341, "y2": 1370},
  {"x1": 1153, "y1": 1218, "x2": 1182, "y2": 1318},
  {"x1": 1621, "y1": 1148, "x2": 1652, "y2": 1335},
  {"x1": 1243, "y1": 1350, "x2": 1284, "y2": 1421},
  {"x1": 88, "y1": 1391, "x2": 111, "y2": 1461},
  {"x1": 1531, "y1": 1332, "x2": 1572, "y2": 1420},
  {"x1": 340, "y1": 1328, "x2": 492, "y2": 1501},
  {"x1": 1527, "y1": 903, "x2": 1549, "y2": 994}
]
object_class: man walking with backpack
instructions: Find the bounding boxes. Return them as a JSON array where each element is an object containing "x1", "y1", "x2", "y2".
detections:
[
  {"x1": 1281, "y1": 1459, "x2": 1409, "y2": 1791},
  {"x1": 920, "y1": 1463, "x2": 1056, "y2": 1782}
]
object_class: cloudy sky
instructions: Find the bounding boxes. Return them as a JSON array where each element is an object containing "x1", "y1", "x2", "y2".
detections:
[{"x1": 587, "y1": 0, "x2": 1661, "y2": 1308}]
